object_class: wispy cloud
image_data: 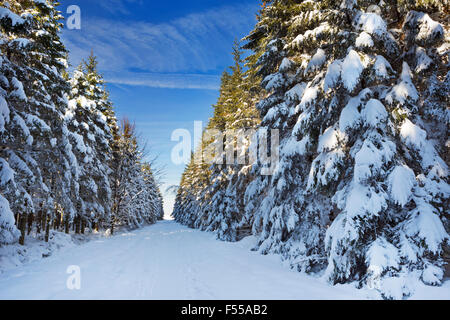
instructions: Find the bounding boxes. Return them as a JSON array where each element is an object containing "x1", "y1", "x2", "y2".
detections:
[
  {"x1": 105, "y1": 72, "x2": 220, "y2": 90},
  {"x1": 97, "y1": 0, "x2": 144, "y2": 15},
  {"x1": 62, "y1": 3, "x2": 257, "y2": 89}
]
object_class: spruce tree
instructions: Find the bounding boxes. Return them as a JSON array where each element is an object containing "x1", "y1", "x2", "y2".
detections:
[
  {"x1": 110, "y1": 118, "x2": 163, "y2": 231},
  {"x1": 67, "y1": 52, "x2": 118, "y2": 232},
  {"x1": 1, "y1": 1, "x2": 163, "y2": 246},
  {"x1": 174, "y1": 40, "x2": 261, "y2": 241},
  {"x1": 174, "y1": 0, "x2": 449, "y2": 298},
  {"x1": 244, "y1": 0, "x2": 449, "y2": 298},
  {"x1": 0, "y1": 0, "x2": 73, "y2": 244}
]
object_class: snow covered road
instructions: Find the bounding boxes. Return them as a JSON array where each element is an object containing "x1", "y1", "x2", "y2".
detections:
[{"x1": 0, "y1": 220, "x2": 449, "y2": 300}]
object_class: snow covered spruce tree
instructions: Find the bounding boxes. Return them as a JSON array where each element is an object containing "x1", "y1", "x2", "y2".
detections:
[
  {"x1": 175, "y1": 0, "x2": 449, "y2": 297},
  {"x1": 67, "y1": 53, "x2": 116, "y2": 233},
  {"x1": 173, "y1": 41, "x2": 261, "y2": 241},
  {"x1": 110, "y1": 118, "x2": 163, "y2": 233},
  {"x1": 203, "y1": 42, "x2": 261, "y2": 241},
  {"x1": 242, "y1": 0, "x2": 449, "y2": 298},
  {"x1": 142, "y1": 162, "x2": 164, "y2": 222},
  {"x1": 173, "y1": 151, "x2": 211, "y2": 228},
  {"x1": 69, "y1": 55, "x2": 163, "y2": 234},
  {"x1": 1, "y1": 1, "x2": 163, "y2": 246},
  {"x1": 0, "y1": 0, "x2": 76, "y2": 244},
  {"x1": 240, "y1": 0, "x2": 318, "y2": 270},
  {"x1": 0, "y1": 1, "x2": 29, "y2": 245}
]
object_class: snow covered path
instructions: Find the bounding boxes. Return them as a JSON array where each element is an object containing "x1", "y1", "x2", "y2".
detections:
[{"x1": 0, "y1": 220, "x2": 449, "y2": 300}]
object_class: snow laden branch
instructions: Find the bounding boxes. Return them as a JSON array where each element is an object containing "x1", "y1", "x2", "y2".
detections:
[{"x1": 174, "y1": 0, "x2": 449, "y2": 299}]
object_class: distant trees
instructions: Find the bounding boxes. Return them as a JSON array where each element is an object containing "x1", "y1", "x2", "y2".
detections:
[
  {"x1": 0, "y1": 1, "x2": 163, "y2": 246},
  {"x1": 111, "y1": 118, "x2": 163, "y2": 233},
  {"x1": 173, "y1": 40, "x2": 262, "y2": 241}
]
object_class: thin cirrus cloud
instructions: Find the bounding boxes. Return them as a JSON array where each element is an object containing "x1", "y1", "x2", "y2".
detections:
[
  {"x1": 97, "y1": 0, "x2": 144, "y2": 15},
  {"x1": 104, "y1": 72, "x2": 221, "y2": 90},
  {"x1": 62, "y1": 3, "x2": 257, "y2": 90}
]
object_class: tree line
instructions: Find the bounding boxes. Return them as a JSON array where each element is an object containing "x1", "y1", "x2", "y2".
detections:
[
  {"x1": 173, "y1": 0, "x2": 449, "y2": 299},
  {"x1": 0, "y1": 0, "x2": 164, "y2": 246}
]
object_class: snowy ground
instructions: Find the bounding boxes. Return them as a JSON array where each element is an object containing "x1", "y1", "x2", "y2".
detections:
[{"x1": 0, "y1": 220, "x2": 449, "y2": 300}]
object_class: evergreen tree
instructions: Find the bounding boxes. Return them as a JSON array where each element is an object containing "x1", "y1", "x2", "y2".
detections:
[
  {"x1": 67, "y1": 53, "x2": 115, "y2": 233},
  {"x1": 111, "y1": 118, "x2": 163, "y2": 232},
  {"x1": 174, "y1": 40, "x2": 261, "y2": 241},
  {"x1": 1, "y1": 1, "x2": 162, "y2": 246},
  {"x1": 174, "y1": 0, "x2": 449, "y2": 298},
  {"x1": 0, "y1": 0, "x2": 73, "y2": 244},
  {"x1": 0, "y1": 0, "x2": 32, "y2": 245},
  {"x1": 246, "y1": 0, "x2": 449, "y2": 298}
]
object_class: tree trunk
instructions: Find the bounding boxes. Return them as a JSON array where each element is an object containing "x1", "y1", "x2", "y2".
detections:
[
  {"x1": 54, "y1": 210, "x2": 61, "y2": 230},
  {"x1": 15, "y1": 213, "x2": 20, "y2": 227},
  {"x1": 65, "y1": 216, "x2": 70, "y2": 234},
  {"x1": 42, "y1": 212, "x2": 47, "y2": 235},
  {"x1": 444, "y1": 243, "x2": 450, "y2": 278},
  {"x1": 75, "y1": 215, "x2": 80, "y2": 234},
  {"x1": 19, "y1": 213, "x2": 26, "y2": 246},
  {"x1": 45, "y1": 216, "x2": 50, "y2": 243},
  {"x1": 27, "y1": 213, "x2": 33, "y2": 235},
  {"x1": 36, "y1": 210, "x2": 42, "y2": 234}
]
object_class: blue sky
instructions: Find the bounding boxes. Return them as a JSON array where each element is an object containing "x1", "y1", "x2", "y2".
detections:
[{"x1": 59, "y1": 0, "x2": 260, "y2": 215}]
